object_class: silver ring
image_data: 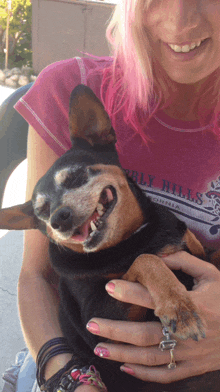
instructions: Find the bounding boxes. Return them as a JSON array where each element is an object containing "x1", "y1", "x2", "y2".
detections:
[{"x1": 159, "y1": 327, "x2": 177, "y2": 369}]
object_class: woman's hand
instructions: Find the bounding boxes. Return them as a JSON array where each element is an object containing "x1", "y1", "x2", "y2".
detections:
[{"x1": 86, "y1": 252, "x2": 220, "y2": 383}]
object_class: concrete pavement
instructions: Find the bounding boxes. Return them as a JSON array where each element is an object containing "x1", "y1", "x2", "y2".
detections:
[{"x1": 0, "y1": 85, "x2": 27, "y2": 390}]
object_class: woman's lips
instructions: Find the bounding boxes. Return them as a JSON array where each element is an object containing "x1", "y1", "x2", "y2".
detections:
[{"x1": 162, "y1": 38, "x2": 210, "y2": 61}]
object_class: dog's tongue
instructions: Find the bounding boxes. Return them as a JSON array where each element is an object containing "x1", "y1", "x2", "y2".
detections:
[
  {"x1": 71, "y1": 211, "x2": 99, "y2": 242},
  {"x1": 71, "y1": 225, "x2": 89, "y2": 243}
]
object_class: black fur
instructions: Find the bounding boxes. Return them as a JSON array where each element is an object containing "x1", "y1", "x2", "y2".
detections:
[
  {"x1": 30, "y1": 84, "x2": 220, "y2": 391},
  {"x1": 6, "y1": 85, "x2": 218, "y2": 392},
  {"x1": 48, "y1": 187, "x2": 220, "y2": 392}
]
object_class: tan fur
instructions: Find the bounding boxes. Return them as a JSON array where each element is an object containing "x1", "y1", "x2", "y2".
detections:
[
  {"x1": 34, "y1": 193, "x2": 47, "y2": 210},
  {"x1": 46, "y1": 162, "x2": 208, "y2": 340},
  {"x1": 54, "y1": 168, "x2": 70, "y2": 187},
  {"x1": 182, "y1": 229, "x2": 206, "y2": 259},
  {"x1": 209, "y1": 249, "x2": 220, "y2": 269},
  {"x1": 157, "y1": 244, "x2": 184, "y2": 258},
  {"x1": 69, "y1": 95, "x2": 115, "y2": 146},
  {"x1": 157, "y1": 229, "x2": 206, "y2": 260},
  {"x1": 54, "y1": 164, "x2": 144, "y2": 252},
  {"x1": 123, "y1": 254, "x2": 206, "y2": 339},
  {"x1": 0, "y1": 201, "x2": 37, "y2": 230},
  {"x1": 0, "y1": 84, "x2": 210, "y2": 343}
]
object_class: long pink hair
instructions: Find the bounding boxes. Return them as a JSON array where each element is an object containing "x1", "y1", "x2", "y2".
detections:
[{"x1": 97, "y1": 0, "x2": 220, "y2": 142}]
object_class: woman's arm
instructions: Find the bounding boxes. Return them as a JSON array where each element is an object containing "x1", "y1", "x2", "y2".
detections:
[
  {"x1": 87, "y1": 252, "x2": 220, "y2": 383},
  {"x1": 17, "y1": 126, "x2": 104, "y2": 391},
  {"x1": 18, "y1": 126, "x2": 73, "y2": 379}
]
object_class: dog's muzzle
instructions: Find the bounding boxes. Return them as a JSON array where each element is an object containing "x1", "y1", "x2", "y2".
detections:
[{"x1": 50, "y1": 207, "x2": 73, "y2": 233}]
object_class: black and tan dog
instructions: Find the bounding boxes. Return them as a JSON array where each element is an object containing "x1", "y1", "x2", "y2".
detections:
[{"x1": 1, "y1": 85, "x2": 219, "y2": 391}]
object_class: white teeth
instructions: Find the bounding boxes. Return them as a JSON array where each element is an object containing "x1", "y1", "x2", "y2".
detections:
[
  {"x1": 97, "y1": 203, "x2": 105, "y2": 216},
  {"x1": 171, "y1": 44, "x2": 181, "y2": 52},
  {"x1": 90, "y1": 221, "x2": 97, "y2": 232},
  {"x1": 190, "y1": 43, "x2": 196, "y2": 50},
  {"x1": 196, "y1": 41, "x2": 202, "y2": 47},
  {"x1": 168, "y1": 40, "x2": 203, "y2": 53}
]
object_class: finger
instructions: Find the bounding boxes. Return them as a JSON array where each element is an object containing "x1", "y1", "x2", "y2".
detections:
[
  {"x1": 105, "y1": 280, "x2": 155, "y2": 308},
  {"x1": 120, "y1": 360, "x2": 210, "y2": 384},
  {"x1": 94, "y1": 335, "x2": 216, "y2": 365},
  {"x1": 87, "y1": 319, "x2": 162, "y2": 346},
  {"x1": 163, "y1": 251, "x2": 218, "y2": 281},
  {"x1": 94, "y1": 343, "x2": 172, "y2": 366}
]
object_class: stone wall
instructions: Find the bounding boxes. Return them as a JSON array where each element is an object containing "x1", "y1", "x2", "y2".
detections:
[{"x1": 0, "y1": 66, "x2": 37, "y2": 89}]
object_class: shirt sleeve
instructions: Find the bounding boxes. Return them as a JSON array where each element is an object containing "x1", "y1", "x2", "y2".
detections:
[{"x1": 14, "y1": 58, "x2": 83, "y2": 157}]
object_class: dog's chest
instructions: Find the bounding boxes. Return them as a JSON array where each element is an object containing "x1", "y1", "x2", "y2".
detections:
[{"x1": 48, "y1": 230, "x2": 150, "y2": 278}]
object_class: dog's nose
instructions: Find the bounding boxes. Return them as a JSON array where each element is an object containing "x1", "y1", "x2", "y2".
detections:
[{"x1": 51, "y1": 207, "x2": 73, "y2": 232}]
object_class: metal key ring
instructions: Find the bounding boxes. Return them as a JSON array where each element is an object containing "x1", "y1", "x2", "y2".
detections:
[{"x1": 159, "y1": 327, "x2": 177, "y2": 369}]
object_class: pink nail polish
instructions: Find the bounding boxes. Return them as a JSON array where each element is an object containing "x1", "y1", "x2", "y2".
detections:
[
  {"x1": 105, "y1": 282, "x2": 115, "y2": 295},
  {"x1": 94, "y1": 346, "x2": 110, "y2": 358},
  {"x1": 120, "y1": 366, "x2": 135, "y2": 376},
  {"x1": 86, "y1": 321, "x2": 100, "y2": 334}
]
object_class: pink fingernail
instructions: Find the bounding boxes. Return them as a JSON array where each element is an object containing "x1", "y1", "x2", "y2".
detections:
[
  {"x1": 86, "y1": 321, "x2": 100, "y2": 334},
  {"x1": 105, "y1": 282, "x2": 115, "y2": 295},
  {"x1": 94, "y1": 346, "x2": 110, "y2": 358},
  {"x1": 120, "y1": 366, "x2": 135, "y2": 376}
]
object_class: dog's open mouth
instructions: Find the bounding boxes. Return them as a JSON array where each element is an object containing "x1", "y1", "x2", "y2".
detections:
[{"x1": 71, "y1": 186, "x2": 117, "y2": 246}]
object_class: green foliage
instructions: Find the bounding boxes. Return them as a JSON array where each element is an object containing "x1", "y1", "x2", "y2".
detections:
[{"x1": 0, "y1": 0, "x2": 32, "y2": 67}]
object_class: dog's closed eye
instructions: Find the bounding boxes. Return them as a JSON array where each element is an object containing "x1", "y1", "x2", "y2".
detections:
[
  {"x1": 62, "y1": 171, "x2": 88, "y2": 189},
  {"x1": 35, "y1": 200, "x2": 50, "y2": 219},
  {"x1": 54, "y1": 166, "x2": 90, "y2": 190}
]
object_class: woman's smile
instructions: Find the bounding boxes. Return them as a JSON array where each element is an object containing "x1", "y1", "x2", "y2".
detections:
[
  {"x1": 161, "y1": 36, "x2": 211, "y2": 64},
  {"x1": 165, "y1": 38, "x2": 209, "y2": 55}
]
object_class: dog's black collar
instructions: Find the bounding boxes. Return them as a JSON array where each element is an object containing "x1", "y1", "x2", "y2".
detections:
[
  {"x1": 49, "y1": 220, "x2": 156, "y2": 280},
  {"x1": 133, "y1": 222, "x2": 149, "y2": 235}
]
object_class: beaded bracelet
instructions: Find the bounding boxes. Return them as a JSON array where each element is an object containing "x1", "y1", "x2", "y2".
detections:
[
  {"x1": 37, "y1": 338, "x2": 108, "y2": 392},
  {"x1": 51, "y1": 364, "x2": 108, "y2": 392}
]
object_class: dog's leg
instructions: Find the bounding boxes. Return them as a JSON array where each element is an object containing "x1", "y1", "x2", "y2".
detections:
[
  {"x1": 123, "y1": 254, "x2": 206, "y2": 341},
  {"x1": 182, "y1": 229, "x2": 206, "y2": 259},
  {"x1": 158, "y1": 229, "x2": 206, "y2": 260}
]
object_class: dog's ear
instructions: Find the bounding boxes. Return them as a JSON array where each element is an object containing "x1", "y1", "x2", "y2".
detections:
[
  {"x1": 69, "y1": 84, "x2": 117, "y2": 147},
  {"x1": 0, "y1": 200, "x2": 39, "y2": 230}
]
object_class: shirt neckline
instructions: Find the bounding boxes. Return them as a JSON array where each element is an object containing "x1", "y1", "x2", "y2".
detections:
[{"x1": 154, "y1": 110, "x2": 212, "y2": 133}]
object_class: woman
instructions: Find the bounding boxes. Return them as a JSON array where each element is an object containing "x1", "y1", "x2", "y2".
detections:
[{"x1": 5, "y1": 0, "x2": 220, "y2": 391}]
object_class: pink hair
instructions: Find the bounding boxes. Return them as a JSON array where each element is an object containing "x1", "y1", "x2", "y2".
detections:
[
  {"x1": 101, "y1": 0, "x2": 159, "y2": 144},
  {"x1": 89, "y1": 0, "x2": 220, "y2": 142}
]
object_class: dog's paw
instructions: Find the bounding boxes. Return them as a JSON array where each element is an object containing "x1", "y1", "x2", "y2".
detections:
[{"x1": 155, "y1": 294, "x2": 206, "y2": 341}]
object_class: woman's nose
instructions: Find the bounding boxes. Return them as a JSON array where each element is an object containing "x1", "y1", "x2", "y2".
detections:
[{"x1": 165, "y1": 0, "x2": 203, "y2": 36}]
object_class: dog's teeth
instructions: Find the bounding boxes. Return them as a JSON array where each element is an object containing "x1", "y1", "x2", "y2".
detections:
[
  {"x1": 97, "y1": 203, "x2": 105, "y2": 216},
  {"x1": 90, "y1": 221, "x2": 97, "y2": 232}
]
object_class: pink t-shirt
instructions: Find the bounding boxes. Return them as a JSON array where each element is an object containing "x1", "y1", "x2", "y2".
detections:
[{"x1": 15, "y1": 56, "x2": 220, "y2": 251}]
